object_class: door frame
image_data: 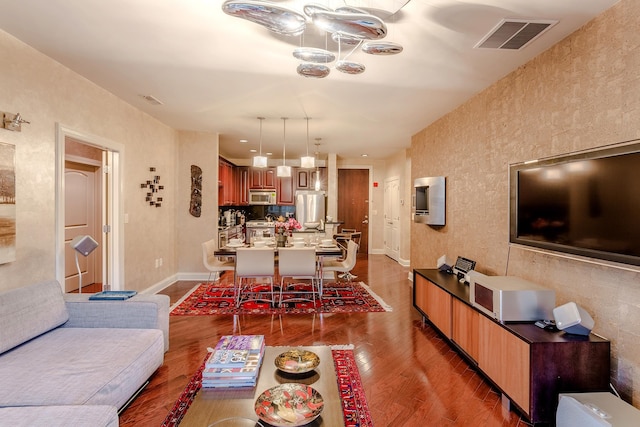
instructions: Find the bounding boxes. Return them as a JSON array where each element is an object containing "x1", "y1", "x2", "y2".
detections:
[
  {"x1": 336, "y1": 165, "x2": 373, "y2": 254},
  {"x1": 55, "y1": 124, "x2": 125, "y2": 290}
]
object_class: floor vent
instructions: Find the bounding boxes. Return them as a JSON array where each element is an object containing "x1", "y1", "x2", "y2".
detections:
[
  {"x1": 475, "y1": 19, "x2": 558, "y2": 50},
  {"x1": 139, "y1": 94, "x2": 164, "y2": 105}
]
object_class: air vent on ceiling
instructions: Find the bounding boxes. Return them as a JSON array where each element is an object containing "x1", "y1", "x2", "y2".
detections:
[
  {"x1": 139, "y1": 94, "x2": 164, "y2": 105},
  {"x1": 475, "y1": 19, "x2": 558, "y2": 50}
]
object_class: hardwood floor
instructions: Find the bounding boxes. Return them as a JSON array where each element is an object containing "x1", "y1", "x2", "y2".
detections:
[{"x1": 118, "y1": 254, "x2": 533, "y2": 427}]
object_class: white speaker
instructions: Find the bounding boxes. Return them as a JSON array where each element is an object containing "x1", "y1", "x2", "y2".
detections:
[
  {"x1": 557, "y1": 393, "x2": 640, "y2": 427},
  {"x1": 553, "y1": 302, "x2": 594, "y2": 336},
  {"x1": 71, "y1": 235, "x2": 99, "y2": 256}
]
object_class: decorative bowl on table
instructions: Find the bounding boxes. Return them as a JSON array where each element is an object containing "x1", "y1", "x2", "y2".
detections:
[
  {"x1": 254, "y1": 383, "x2": 324, "y2": 427},
  {"x1": 292, "y1": 241, "x2": 306, "y2": 248},
  {"x1": 274, "y1": 349, "x2": 320, "y2": 374}
]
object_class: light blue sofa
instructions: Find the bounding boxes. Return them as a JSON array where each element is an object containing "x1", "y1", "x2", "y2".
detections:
[{"x1": 0, "y1": 280, "x2": 169, "y2": 427}]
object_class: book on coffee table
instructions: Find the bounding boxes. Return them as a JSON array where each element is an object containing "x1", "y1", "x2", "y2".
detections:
[
  {"x1": 202, "y1": 335, "x2": 265, "y2": 388},
  {"x1": 89, "y1": 290, "x2": 137, "y2": 300}
]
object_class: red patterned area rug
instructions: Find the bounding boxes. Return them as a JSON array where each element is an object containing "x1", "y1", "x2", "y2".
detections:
[
  {"x1": 161, "y1": 345, "x2": 373, "y2": 427},
  {"x1": 170, "y1": 281, "x2": 392, "y2": 315}
]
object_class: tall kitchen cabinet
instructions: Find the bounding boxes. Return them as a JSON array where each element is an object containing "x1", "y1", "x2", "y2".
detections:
[
  {"x1": 277, "y1": 173, "x2": 295, "y2": 205},
  {"x1": 412, "y1": 269, "x2": 610, "y2": 425},
  {"x1": 218, "y1": 157, "x2": 235, "y2": 206},
  {"x1": 249, "y1": 167, "x2": 276, "y2": 189},
  {"x1": 236, "y1": 167, "x2": 249, "y2": 205}
]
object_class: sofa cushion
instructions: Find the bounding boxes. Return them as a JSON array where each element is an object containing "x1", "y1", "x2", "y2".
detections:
[
  {"x1": 0, "y1": 405, "x2": 118, "y2": 427},
  {"x1": 0, "y1": 280, "x2": 69, "y2": 355},
  {"x1": 0, "y1": 327, "x2": 163, "y2": 409}
]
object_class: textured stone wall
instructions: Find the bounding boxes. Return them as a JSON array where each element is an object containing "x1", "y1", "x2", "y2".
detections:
[{"x1": 411, "y1": 0, "x2": 640, "y2": 406}]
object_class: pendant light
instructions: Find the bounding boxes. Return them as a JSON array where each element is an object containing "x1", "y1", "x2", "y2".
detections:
[
  {"x1": 252, "y1": 117, "x2": 267, "y2": 168},
  {"x1": 300, "y1": 117, "x2": 315, "y2": 168},
  {"x1": 314, "y1": 139, "x2": 322, "y2": 190},
  {"x1": 277, "y1": 117, "x2": 292, "y2": 177}
]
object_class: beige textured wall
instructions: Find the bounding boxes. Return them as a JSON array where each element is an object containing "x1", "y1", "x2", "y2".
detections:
[
  {"x1": 0, "y1": 29, "x2": 177, "y2": 292},
  {"x1": 411, "y1": 0, "x2": 640, "y2": 405},
  {"x1": 177, "y1": 131, "x2": 219, "y2": 275}
]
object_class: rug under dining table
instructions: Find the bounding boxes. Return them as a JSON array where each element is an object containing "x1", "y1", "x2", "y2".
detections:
[
  {"x1": 170, "y1": 281, "x2": 392, "y2": 315},
  {"x1": 161, "y1": 345, "x2": 373, "y2": 427}
]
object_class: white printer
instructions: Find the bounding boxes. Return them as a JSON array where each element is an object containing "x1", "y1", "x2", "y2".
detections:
[{"x1": 557, "y1": 392, "x2": 640, "y2": 427}]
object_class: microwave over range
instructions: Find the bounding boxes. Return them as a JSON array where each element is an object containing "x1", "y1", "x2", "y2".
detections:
[{"x1": 248, "y1": 190, "x2": 277, "y2": 205}]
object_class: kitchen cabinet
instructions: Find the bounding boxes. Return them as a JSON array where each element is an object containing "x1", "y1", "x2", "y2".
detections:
[
  {"x1": 249, "y1": 167, "x2": 276, "y2": 189},
  {"x1": 295, "y1": 168, "x2": 324, "y2": 190},
  {"x1": 413, "y1": 269, "x2": 610, "y2": 424},
  {"x1": 236, "y1": 167, "x2": 249, "y2": 205},
  {"x1": 277, "y1": 173, "x2": 295, "y2": 205},
  {"x1": 218, "y1": 158, "x2": 235, "y2": 206}
]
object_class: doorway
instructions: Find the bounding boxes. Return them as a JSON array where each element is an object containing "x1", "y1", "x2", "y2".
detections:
[
  {"x1": 55, "y1": 124, "x2": 124, "y2": 291},
  {"x1": 337, "y1": 168, "x2": 369, "y2": 253},
  {"x1": 65, "y1": 158, "x2": 102, "y2": 292},
  {"x1": 384, "y1": 177, "x2": 400, "y2": 261}
]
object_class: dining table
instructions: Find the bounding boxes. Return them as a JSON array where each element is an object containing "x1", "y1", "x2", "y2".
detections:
[{"x1": 214, "y1": 241, "x2": 343, "y2": 299}]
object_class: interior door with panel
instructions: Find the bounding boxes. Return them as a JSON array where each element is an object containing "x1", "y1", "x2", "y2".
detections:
[{"x1": 337, "y1": 168, "x2": 369, "y2": 253}]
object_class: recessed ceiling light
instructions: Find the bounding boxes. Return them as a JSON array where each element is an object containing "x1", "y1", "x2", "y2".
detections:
[
  {"x1": 249, "y1": 149, "x2": 257, "y2": 153},
  {"x1": 361, "y1": 154, "x2": 368, "y2": 157},
  {"x1": 240, "y1": 139, "x2": 248, "y2": 143},
  {"x1": 266, "y1": 152, "x2": 273, "y2": 156}
]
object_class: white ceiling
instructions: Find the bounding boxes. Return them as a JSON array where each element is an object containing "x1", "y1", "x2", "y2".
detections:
[{"x1": 0, "y1": 0, "x2": 618, "y2": 161}]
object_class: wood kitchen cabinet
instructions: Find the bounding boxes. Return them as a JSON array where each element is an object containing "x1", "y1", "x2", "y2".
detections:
[
  {"x1": 249, "y1": 167, "x2": 276, "y2": 189},
  {"x1": 277, "y1": 173, "x2": 295, "y2": 205},
  {"x1": 295, "y1": 168, "x2": 324, "y2": 190},
  {"x1": 413, "y1": 269, "x2": 610, "y2": 424},
  {"x1": 236, "y1": 167, "x2": 249, "y2": 205},
  {"x1": 218, "y1": 158, "x2": 235, "y2": 206}
]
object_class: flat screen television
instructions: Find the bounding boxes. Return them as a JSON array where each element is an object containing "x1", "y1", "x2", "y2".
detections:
[{"x1": 509, "y1": 142, "x2": 640, "y2": 267}]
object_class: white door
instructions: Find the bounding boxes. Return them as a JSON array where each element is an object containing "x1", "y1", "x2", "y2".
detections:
[
  {"x1": 64, "y1": 161, "x2": 101, "y2": 292},
  {"x1": 384, "y1": 177, "x2": 400, "y2": 261}
]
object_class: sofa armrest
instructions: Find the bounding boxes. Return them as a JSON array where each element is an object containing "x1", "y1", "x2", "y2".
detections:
[{"x1": 62, "y1": 293, "x2": 170, "y2": 351}]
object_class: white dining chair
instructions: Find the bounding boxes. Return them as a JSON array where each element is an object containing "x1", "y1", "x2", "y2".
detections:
[
  {"x1": 234, "y1": 247, "x2": 275, "y2": 307},
  {"x1": 321, "y1": 239, "x2": 358, "y2": 292},
  {"x1": 202, "y1": 238, "x2": 235, "y2": 285},
  {"x1": 277, "y1": 247, "x2": 318, "y2": 306}
]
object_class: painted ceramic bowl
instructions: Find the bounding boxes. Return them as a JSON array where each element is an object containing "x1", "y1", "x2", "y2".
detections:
[
  {"x1": 255, "y1": 383, "x2": 324, "y2": 427},
  {"x1": 274, "y1": 349, "x2": 320, "y2": 374}
]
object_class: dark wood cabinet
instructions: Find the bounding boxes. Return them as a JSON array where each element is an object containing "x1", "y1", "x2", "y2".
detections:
[
  {"x1": 249, "y1": 167, "x2": 276, "y2": 189},
  {"x1": 413, "y1": 269, "x2": 610, "y2": 425},
  {"x1": 295, "y1": 168, "x2": 324, "y2": 190},
  {"x1": 236, "y1": 167, "x2": 249, "y2": 205},
  {"x1": 218, "y1": 158, "x2": 235, "y2": 206},
  {"x1": 277, "y1": 173, "x2": 295, "y2": 205}
]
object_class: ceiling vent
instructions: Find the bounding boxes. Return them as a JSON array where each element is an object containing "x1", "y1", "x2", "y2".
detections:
[
  {"x1": 475, "y1": 19, "x2": 558, "y2": 50},
  {"x1": 139, "y1": 94, "x2": 164, "y2": 106}
]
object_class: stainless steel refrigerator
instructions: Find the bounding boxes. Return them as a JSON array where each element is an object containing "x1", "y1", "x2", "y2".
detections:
[{"x1": 295, "y1": 191, "x2": 326, "y2": 230}]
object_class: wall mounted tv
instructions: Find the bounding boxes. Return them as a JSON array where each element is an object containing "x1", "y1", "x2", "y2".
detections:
[{"x1": 509, "y1": 141, "x2": 640, "y2": 267}]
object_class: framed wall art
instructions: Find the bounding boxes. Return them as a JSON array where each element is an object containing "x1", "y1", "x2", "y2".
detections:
[{"x1": 0, "y1": 142, "x2": 16, "y2": 264}]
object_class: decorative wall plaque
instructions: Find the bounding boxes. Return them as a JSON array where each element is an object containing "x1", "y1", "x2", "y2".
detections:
[
  {"x1": 0, "y1": 142, "x2": 16, "y2": 264},
  {"x1": 140, "y1": 167, "x2": 164, "y2": 207},
  {"x1": 189, "y1": 165, "x2": 202, "y2": 217}
]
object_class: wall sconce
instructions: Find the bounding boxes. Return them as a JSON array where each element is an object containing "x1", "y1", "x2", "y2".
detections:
[{"x1": 1, "y1": 112, "x2": 30, "y2": 132}]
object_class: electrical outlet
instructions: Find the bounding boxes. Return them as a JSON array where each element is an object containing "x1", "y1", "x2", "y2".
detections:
[
  {"x1": 159, "y1": 258, "x2": 163, "y2": 267},
  {"x1": 155, "y1": 258, "x2": 159, "y2": 268}
]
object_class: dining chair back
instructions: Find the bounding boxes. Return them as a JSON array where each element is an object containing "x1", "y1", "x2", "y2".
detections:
[
  {"x1": 321, "y1": 239, "x2": 359, "y2": 286},
  {"x1": 202, "y1": 238, "x2": 235, "y2": 284},
  {"x1": 277, "y1": 247, "x2": 318, "y2": 305},
  {"x1": 235, "y1": 247, "x2": 276, "y2": 306}
]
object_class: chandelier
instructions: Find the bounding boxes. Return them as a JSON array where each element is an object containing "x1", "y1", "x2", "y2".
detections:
[{"x1": 221, "y1": 1, "x2": 408, "y2": 78}]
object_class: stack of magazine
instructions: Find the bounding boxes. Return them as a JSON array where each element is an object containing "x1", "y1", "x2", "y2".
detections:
[{"x1": 202, "y1": 335, "x2": 265, "y2": 388}]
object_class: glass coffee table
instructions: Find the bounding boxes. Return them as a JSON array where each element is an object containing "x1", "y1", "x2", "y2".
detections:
[{"x1": 179, "y1": 345, "x2": 345, "y2": 427}]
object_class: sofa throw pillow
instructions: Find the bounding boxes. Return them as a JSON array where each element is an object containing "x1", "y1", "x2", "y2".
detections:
[{"x1": 0, "y1": 280, "x2": 69, "y2": 354}]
